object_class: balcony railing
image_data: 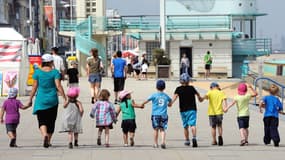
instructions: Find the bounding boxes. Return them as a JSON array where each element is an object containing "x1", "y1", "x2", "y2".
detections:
[{"x1": 232, "y1": 38, "x2": 272, "y2": 56}]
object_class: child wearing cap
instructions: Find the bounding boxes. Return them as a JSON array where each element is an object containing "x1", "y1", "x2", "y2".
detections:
[
  {"x1": 171, "y1": 73, "x2": 203, "y2": 147},
  {"x1": 0, "y1": 88, "x2": 31, "y2": 147},
  {"x1": 141, "y1": 80, "x2": 172, "y2": 149},
  {"x1": 259, "y1": 84, "x2": 285, "y2": 147},
  {"x1": 224, "y1": 83, "x2": 257, "y2": 146},
  {"x1": 116, "y1": 90, "x2": 143, "y2": 147},
  {"x1": 66, "y1": 61, "x2": 79, "y2": 87},
  {"x1": 90, "y1": 89, "x2": 117, "y2": 147},
  {"x1": 200, "y1": 82, "x2": 227, "y2": 146},
  {"x1": 60, "y1": 87, "x2": 83, "y2": 149}
]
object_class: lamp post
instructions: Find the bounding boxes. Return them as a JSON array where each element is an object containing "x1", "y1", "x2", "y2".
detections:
[
  {"x1": 70, "y1": 0, "x2": 74, "y2": 53},
  {"x1": 52, "y1": 0, "x2": 57, "y2": 47},
  {"x1": 160, "y1": 0, "x2": 166, "y2": 50},
  {"x1": 29, "y1": 0, "x2": 33, "y2": 38}
]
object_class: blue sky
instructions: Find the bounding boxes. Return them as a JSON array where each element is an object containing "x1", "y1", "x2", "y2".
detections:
[{"x1": 106, "y1": 0, "x2": 285, "y2": 50}]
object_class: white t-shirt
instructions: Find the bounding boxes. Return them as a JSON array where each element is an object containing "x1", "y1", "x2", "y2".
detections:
[
  {"x1": 141, "y1": 63, "x2": 148, "y2": 72},
  {"x1": 52, "y1": 55, "x2": 65, "y2": 72}
]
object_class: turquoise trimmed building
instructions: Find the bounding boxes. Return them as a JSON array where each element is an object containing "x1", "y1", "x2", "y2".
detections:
[{"x1": 59, "y1": 0, "x2": 271, "y2": 78}]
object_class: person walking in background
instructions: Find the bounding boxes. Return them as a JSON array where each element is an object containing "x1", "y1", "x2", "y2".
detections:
[
  {"x1": 126, "y1": 55, "x2": 134, "y2": 78},
  {"x1": 28, "y1": 54, "x2": 67, "y2": 148},
  {"x1": 90, "y1": 89, "x2": 117, "y2": 147},
  {"x1": 60, "y1": 87, "x2": 83, "y2": 149},
  {"x1": 141, "y1": 61, "x2": 148, "y2": 80},
  {"x1": 200, "y1": 82, "x2": 227, "y2": 146},
  {"x1": 132, "y1": 55, "x2": 141, "y2": 80},
  {"x1": 116, "y1": 90, "x2": 143, "y2": 147},
  {"x1": 51, "y1": 47, "x2": 66, "y2": 81},
  {"x1": 259, "y1": 84, "x2": 285, "y2": 147},
  {"x1": 224, "y1": 83, "x2": 258, "y2": 146},
  {"x1": 111, "y1": 50, "x2": 127, "y2": 104},
  {"x1": 0, "y1": 88, "x2": 31, "y2": 147},
  {"x1": 66, "y1": 61, "x2": 79, "y2": 87},
  {"x1": 141, "y1": 80, "x2": 172, "y2": 149},
  {"x1": 171, "y1": 73, "x2": 202, "y2": 147},
  {"x1": 204, "y1": 51, "x2": 213, "y2": 79},
  {"x1": 180, "y1": 53, "x2": 190, "y2": 76},
  {"x1": 86, "y1": 48, "x2": 104, "y2": 104}
]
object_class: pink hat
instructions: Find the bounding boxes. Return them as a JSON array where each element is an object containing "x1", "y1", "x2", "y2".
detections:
[
  {"x1": 67, "y1": 87, "x2": 80, "y2": 98},
  {"x1": 238, "y1": 83, "x2": 247, "y2": 95},
  {"x1": 118, "y1": 90, "x2": 132, "y2": 100}
]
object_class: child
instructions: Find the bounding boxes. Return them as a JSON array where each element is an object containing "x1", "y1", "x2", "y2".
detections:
[
  {"x1": 171, "y1": 73, "x2": 202, "y2": 147},
  {"x1": 116, "y1": 90, "x2": 143, "y2": 147},
  {"x1": 141, "y1": 61, "x2": 148, "y2": 80},
  {"x1": 200, "y1": 82, "x2": 227, "y2": 146},
  {"x1": 90, "y1": 89, "x2": 117, "y2": 147},
  {"x1": 66, "y1": 61, "x2": 79, "y2": 87},
  {"x1": 259, "y1": 84, "x2": 285, "y2": 147},
  {"x1": 224, "y1": 83, "x2": 257, "y2": 146},
  {"x1": 61, "y1": 87, "x2": 83, "y2": 149},
  {"x1": 0, "y1": 88, "x2": 31, "y2": 147},
  {"x1": 141, "y1": 80, "x2": 172, "y2": 149}
]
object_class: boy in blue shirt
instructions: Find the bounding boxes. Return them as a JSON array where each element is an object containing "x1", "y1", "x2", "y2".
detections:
[
  {"x1": 259, "y1": 84, "x2": 285, "y2": 147},
  {"x1": 142, "y1": 80, "x2": 172, "y2": 149}
]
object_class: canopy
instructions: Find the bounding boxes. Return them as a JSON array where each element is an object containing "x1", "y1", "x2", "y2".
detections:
[{"x1": 0, "y1": 27, "x2": 25, "y2": 41}]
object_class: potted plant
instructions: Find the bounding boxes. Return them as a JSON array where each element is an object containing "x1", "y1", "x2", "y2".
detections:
[{"x1": 152, "y1": 48, "x2": 171, "y2": 78}]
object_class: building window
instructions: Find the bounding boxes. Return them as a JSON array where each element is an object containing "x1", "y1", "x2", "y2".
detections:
[
  {"x1": 86, "y1": 8, "x2": 90, "y2": 12},
  {"x1": 92, "y1": 8, "x2": 96, "y2": 12},
  {"x1": 92, "y1": 2, "x2": 96, "y2": 6},
  {"x1": 145, "y1": 41, "x2": 170, "y2": 62},
  {"x1": 86, "y1": 3, "x2": 90, "y2": 7}
]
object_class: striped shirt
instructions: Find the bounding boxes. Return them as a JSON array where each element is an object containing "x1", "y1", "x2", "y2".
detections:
[{"x1": 90, "y1": 100, "x2": 116, "y2": 126}]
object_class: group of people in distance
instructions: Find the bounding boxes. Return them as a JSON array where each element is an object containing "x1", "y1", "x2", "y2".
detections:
[{"x1": 0, "y1": 48, "x2": 284, "y2": 149}]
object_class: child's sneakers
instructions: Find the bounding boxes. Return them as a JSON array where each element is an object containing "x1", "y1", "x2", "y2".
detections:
[
  {"x1": 130, "y1": 138, "x2": 134, "y2": 146},
  {"x1": 218, "y1": 136, "x2": 223, "y2": 146},
  {"x1": 184, "y1": 140, "x2": 190, "y2": 146},
  {"x1": 97, "y1": 138, "x2": 102, "y2": 146},
  {"x1": 9, "y1": 138, "x2": 17, "y2": 147},
  {"x1": 74, "y1": 140, "x2": 78, "y2": 147},
  {"x1": 153, "y1": 144, "x2": 159, "y2": 148},
  {"x1": 160, "y1": 143, "x2": 166, "y2": 149},
  {"x1": 69, "y1": 142, "x2": 73, "y2": 149},
  {"x1": 192, "y1": 138, "x2": 198, "y2": 148}
]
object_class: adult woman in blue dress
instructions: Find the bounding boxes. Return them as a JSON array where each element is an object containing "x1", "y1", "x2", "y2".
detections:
[{"x1": 28, "y1": 54, "x2": 67, "y2": 148}]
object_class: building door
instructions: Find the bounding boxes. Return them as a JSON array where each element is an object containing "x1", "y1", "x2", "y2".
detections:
[{"x1": 180, "y1": 47, "x2": 192, "y2": 76}]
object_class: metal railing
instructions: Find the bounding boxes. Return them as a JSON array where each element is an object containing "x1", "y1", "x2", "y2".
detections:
[
  {"x1": 254, "y1": 77, "x2": 285, "y2": 106},
  {"x1": 232, "y1": 38, "x2": 272, "y2": 56}
]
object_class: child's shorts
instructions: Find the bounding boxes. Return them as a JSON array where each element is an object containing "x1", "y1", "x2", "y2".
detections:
[
  {"x1": 121, "y1": 119, "x2": 137, "y2": 134},
  {"x1": 237, "y1": 116, "x2": 249, "y2": 129},
  {"x1": 151, "y1": 115, "x2": 168, "y2": 130},
  {"x1": 6, "y1": 123, "x2": 18, "y2": 133},
  {"x1": 180, "y1": 110, "x2": 197, "y2": 128},
  {"x1": 209, "y1": 115, "x2": 223, "y2": 127}
]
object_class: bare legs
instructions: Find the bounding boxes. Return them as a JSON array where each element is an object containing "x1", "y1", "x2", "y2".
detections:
[
  {"x1": 7, "y1": 131, "x2": 17, "y2": 147},
  {"x1": 153, "y1": 129, "x2": 166, "y2": 148},
  {"x1": 123, "y1": 132, "x2": 135, "y2": 146},
  {"x1": 98, "y1": 127, "x2": 110, "y2": 147},
  {"x1": 240, "y1": 128, "x2": 249, "y2": 145},
  {"x1": 90, "y1": 82, "x2": 101, "y2": 103},
  {"x1": 39, "y1": 125, "x2": 52, "y2": 148},
  {"x1": 211, "y1": 126, "x2": 223, "y2": 145},
  {"x1": 205, "y1": 69, "x2": 210, "y2": 79}
]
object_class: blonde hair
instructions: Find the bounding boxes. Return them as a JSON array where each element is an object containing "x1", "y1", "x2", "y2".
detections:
[
  {"x1": 99, "y1": 89, "x2": 110, "y2": 101},
  {"x1": 269, "y1": 84, "x2": 279, "y2": 95}
]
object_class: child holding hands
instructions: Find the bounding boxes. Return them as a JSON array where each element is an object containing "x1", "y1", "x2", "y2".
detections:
[
  {"x1": 141, "y1": 80, "x2": 172, "y2": 149},
  {"x1": 116, "y1": 90, "x2": 143, "y2": 147},
  {"x1": 0, "y1": 88, "x2": 31, "y2": 147},
  {"x1": 224, "y1": 83, "x2": 257, "y2": 146}
]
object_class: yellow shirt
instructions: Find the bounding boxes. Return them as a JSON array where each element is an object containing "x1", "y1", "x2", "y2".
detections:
[{"x1": 206, "y1": 89, "x2": 227, "y2": 116}]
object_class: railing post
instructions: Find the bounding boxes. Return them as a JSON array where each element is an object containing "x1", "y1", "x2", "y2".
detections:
[{"x1": 88, "y1": 16, "x2": 92, "y2": 40}]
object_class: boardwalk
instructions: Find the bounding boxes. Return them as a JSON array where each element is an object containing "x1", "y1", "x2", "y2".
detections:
[{"x1": 0, "y1": 77, "x2": 285, "y2": 160}]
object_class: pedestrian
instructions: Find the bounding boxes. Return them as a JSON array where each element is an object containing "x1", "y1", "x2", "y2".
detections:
[
  {"x1": 141, "y1": 61, "x2": 148, "y2": 80},
  {"x1": 0, "y1": 88, "x2": 31, "y2": 147},
  {"x1": 90, "y1": 89, "x2": 117, "y2": 147},
  {"x1": 126, "y1": 55, "x2": 134, "y2": 78},
  {"x1": 171, "y1": 73, "x2": 202, "y2": 147},
  {"x1": 51, "y1": 47, "x2": 66, "y2": 80},
  {"x1": 86, "y1": 48, "x2": 104, "y2": 104},
  {"x1": 224, "y1": 83, "x2": 258, "y2": 146},
  {"x1": 180, "y1": 53, "x2": 190, "y2": 75},
  {"x1": 28, "y1": 53, "x2": 67, "y2": 148},
  {"x1": 203, "y1": 51, "x2": 213, "y2": 79},
  {"x1": 66, "y1": 60, "x2": 79, "y2": 87},
  {"x1": 111, "y1": 50, "x2": 127, "y2": 104},
  {"x1": 200, "y1": 82, "x2": 227, "y2": 146},
  {"x1": 116, "y1": 90, "x2": 143, "y2": 147},
  {"x1": 259, "y1": 84, "x2": 285, "y2": 147},
  {"x1": 141, "y1": 80, "x2": 172, "y2": 149},
  {"x1": 60, "y1": 87, "x2": 83, "y2": 149},
  {"x1": 132, "y1": 56, "x2": 141, "y2": 80}
]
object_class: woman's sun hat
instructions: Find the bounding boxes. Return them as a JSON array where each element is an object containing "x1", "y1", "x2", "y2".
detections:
[
  {"x1": 238, "y1": 83, "x2": 247, "y2": 95},
  {"x1": 118, "y1": 90, "x2": 132, "y2": 100},
  {"x1": 41, "y1": 54, "x2": 53, "y2": 62},
  {"x1": 67, "y1": 87, "x2": 80, "y2": 98}
]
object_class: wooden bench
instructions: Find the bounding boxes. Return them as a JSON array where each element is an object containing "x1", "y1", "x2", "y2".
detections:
[{"x1": 197, "y1": 66, "x2": 228, "y2": 78}]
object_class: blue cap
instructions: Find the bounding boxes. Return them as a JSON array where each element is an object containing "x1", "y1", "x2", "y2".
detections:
[
  {"x1": 156, "y1": 79, "x2": 165, "y2": 90},
  {"x1": 180, "y1": 73, "x2": 190, "y2": 83},
  {"x1": 210, "y1": 82, "x2": 219, "y2": 88}
]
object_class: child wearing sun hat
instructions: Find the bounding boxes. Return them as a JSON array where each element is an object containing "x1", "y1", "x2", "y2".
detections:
[
  {"x1": 116, "y1": 90, "x2": 143, "y2": 147},
  {"x1": 60, "y1": 87, "x2": 84, "y2": 149},
  {"x1": 224, "y1": 82, "x2": 258, "y2": 146}
]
